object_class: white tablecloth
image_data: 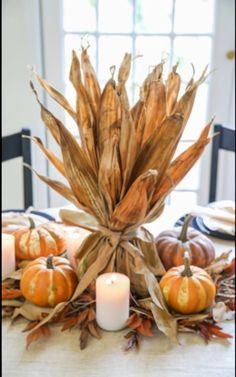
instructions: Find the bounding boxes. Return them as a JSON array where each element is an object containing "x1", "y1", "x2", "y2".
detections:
[{"x1": 2, "y1": 206, "x2": 235, "y2": 377}]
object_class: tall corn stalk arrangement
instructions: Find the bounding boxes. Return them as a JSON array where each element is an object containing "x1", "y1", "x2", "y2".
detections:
[{"x1": 27, "y1": 48, "x2": 213, "y2": 340}]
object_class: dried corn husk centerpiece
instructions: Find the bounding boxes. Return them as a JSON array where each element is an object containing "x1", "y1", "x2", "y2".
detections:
[{"x1": 27, "y1": 48, "x2": 213, "y2": 341}]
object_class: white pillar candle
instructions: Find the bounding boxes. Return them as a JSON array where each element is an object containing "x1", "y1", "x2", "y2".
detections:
[
  {"x1": 96, "y1": 273, "x2": 130, "y2": 331},
  {"x1": 2, "y1": 233, "x2": 16, "y2": 280}
]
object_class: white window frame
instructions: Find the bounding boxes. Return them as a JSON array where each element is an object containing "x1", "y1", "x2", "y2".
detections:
[{"x1": 38, "y1": 0, "x2": 235, "y2": 209}]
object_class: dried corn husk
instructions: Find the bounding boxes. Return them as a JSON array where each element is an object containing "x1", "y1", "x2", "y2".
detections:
[
  {"x1": 81, "y1": 47, "x2": 101, "y2": 124},
  {"x1": 69, "y1": 50, "x2": 98, "y2": 173},
  {"x1": 111, "y1": 169, "x2": 158, "y2": 229},
  {"x1": 117, "y1": 53, "x2": 132, "y2": 110},
  {"x1": 33, "y1": 68, "x2": 76, "y2": 120},
  {"x1": 98, "y1": 135, "x2": 122, "y2": 216},
  {"x1": 29, "y1": 50, "x2": 213, "y2": 343},
  {"x1": 166, "y1": 63, "x2": 181, "y2": 116},
  {"x1": 30, "y1": 81, "x2": 61, "y2": 145},
  {"x1": 23, "y1": 135, "x2": 65, "y2": 176},
  {"x1": 98, "y1": 75, "x2": 121, "y2": 154},
  {"x1": 142, "y1": 80, "x2": 166, "y2": 143}
]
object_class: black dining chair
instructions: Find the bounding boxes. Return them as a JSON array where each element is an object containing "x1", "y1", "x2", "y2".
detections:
[
  {"x1": 2, "y1": 128, "x2": 33, "y2": 209},
  {"x1": 209, "y1": 124, "x2": 235, "y2": 203}
]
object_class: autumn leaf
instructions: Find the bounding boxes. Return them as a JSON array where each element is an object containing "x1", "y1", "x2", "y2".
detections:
[
  {"x1": 2, "y1": 281, "x2": 22, "y2": 300},
  {"x1": 226, "y1": 301, "x2": 235, "y2": 311},
  {"x1": 87, "y1": 321, "x2": 101, "y2": 339},
  {"x1": 136, "y1": 318, "x2": 153, "y2": 337},
  {"x1": 80, "y1": 293, "x2": 94, "y2": 302},
  {"x1": 61, "y1": 316, "x2": 79, "y2": 331},
  {"x1": 199, "y1": 324, "x2": 211, "y2": 343},
  {"x1": 80, "y1": 328, "x2": 89, "y2": 350},
  {"x1": 26, "y1": 324, "x2": 51, "y2": 349},
  {"x1": 77, "y1": 308, "x2": 90, "y2": 325},
  {"x1": 51, "y1": 304, "x2": 72, "y2": 323},
  {"x1": 22, "y1": 321, "x2": 40, "y2": 333},
  {"x1": 127, "y1": 313, "x2": 142, "y2": 329},
  {"x1": 2, "y1": 288, "x2": 22, "y2": 300},
  {"x1": 223, "y1": 258, "x2": 235, "y2": 276},
  {"x1": 124, "y1": 331, "x2": 140, "y2": 351},
  {"x1": 88, "y1": 308, "x2": 96, "y2": 322},
  {"x1": 202, "y1": 321, "x2": 233, "y2": 339},
  {"x1": 2, "y1": 306, "x2": 15, "y2": 317}
]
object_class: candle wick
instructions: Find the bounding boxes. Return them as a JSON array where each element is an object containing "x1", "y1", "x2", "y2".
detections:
[{"x1": 106, "y1": 278, "x2": 116, "y2": 285}]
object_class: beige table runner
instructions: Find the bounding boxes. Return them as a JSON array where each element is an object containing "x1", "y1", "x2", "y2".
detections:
[{"x1": 2, "y1": 206, "x2": 235, "y2": 377}]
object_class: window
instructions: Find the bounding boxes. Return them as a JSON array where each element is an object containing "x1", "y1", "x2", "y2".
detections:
[{"x1": 45, "y1": 0, "x2": 217, "y2": 212}]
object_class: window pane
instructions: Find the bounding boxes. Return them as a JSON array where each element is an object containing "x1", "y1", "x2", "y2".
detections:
[
  {"x1": 135, "y1": 0, "x2": 173, "y2": 33},
  {"x1": 64, "y1": 34, "x2": 97, "y2": 82},
  {"x1": 98, "y1": 0, "x2": 133, "y2": 33},
  {"x1": 134, "y1": 36, "x2": 171, "y2": 84},
  {"x1": 174, "y1": 0, "x2": 215, "y2": 34},
  {"x1": 63, "y1": 0, "x2": 96, "y2": 32},
  {"x1": 98, "y1": 36, "x2": 132, "y2": 81},
  {"x1": 173, "y1": 36, "x2": 212, "y2": 80},
  {"x1": 169, "y1": 191, "x2": 198, "y2": 215}
]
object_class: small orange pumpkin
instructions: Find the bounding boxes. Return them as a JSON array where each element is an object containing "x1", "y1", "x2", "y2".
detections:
[
  {"x1": 155, "y1": 215, "x2": 215, "y2": 270},
  {"x1": 160, "y1": 251, "x2": 216, "y2": 314},
  {"x1": 14, "y1": 217, "x2": 66, "y2": 260},
  {"x1": 20, "y1": 255, "x2": 78, "y2": 307}
]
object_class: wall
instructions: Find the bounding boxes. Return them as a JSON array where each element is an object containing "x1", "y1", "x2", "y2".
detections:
[
  {"x1": 2, "y1": 0, "x2": 48, "y2": 210},
  {"x1": 199, "y1": 0, "x2": 235, "y2": 204}
]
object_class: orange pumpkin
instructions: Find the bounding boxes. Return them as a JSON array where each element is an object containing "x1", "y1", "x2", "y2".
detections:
[
  {"x1": 155, "y1": 215, "x2": 215, "y2": 270},
  {"x1": 160, "y1": 251, "x2": 216, "y2": 314},
  {"x1": 20, "y1": 255, "x2": 78, "y2": 307},
  {"x1": 14, "y1": 218, "x2": 66, "y2": 260}
]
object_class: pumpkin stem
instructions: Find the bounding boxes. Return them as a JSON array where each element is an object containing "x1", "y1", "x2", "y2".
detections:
[
  {"x1": 178, "y1": 214, "x2": 193, "y2": 242},
  {"x1": 27, "y1": 216, "x2": 36, "y2": 229},
  {"x1": 181, "y1": 251, "x2": 193, "y2": 277},
  {"x1": 46, "y1": 255, "x2": 55, "y2": 269}
]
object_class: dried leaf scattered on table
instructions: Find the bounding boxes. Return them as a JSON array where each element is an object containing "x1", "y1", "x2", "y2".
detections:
[
  {"x1": 178, "y1": 319, "x2": 233, "y2": 343},
  {"x1": 26, "y1": 324, "x2": 51, "y2": 350},
  {"x1": 80, "y1": 328, "x2": 89, "y2": 350},
  {"x1": 124, "y1": 330, "x2": 140, "y2": 351},
  {"x1": 11, "y1": 302, "x2": 52, "y2": 322},
  {"x1": 87, "y1": 321, "x2": 101, "y2": 339},
  {"x1": 2, "y1": 282, "x2": 22, "y2": 300},
  {"x1": 22, "y1": 320, "x2": 40, "y2": 333},
  {"x1": 223, "y1": 258, "x2": 235, "y2": 276},
  {"x1": 61, "y1": 316, "x2": 80, "y2": 332}
]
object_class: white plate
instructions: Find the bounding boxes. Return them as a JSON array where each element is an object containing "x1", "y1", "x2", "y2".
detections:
[
  {"x1": 2, "y1": 210, "x2": 55, "y2": 233},
  {"x1": 202, "y1": 201, "x2": 235, "y2": 235}
]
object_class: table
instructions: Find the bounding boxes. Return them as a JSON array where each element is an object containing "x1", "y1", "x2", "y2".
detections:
[{"x1": 2, "y1": 206, "x2": 235, "y2": 377}]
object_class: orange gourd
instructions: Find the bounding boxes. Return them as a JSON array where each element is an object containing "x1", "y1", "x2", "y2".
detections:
[
  {"x1": 155, "y1": 215, "x2": 215, "y2": 270},
  {"x1": 20, "y1": 255, "x2": 78, "y2": 307},
  {"x1": 14, "y1": 218, "x2": 66, "y2": 260},
  {"x1": 160, "y1": 251, "x2": 216, "y2": 314}
]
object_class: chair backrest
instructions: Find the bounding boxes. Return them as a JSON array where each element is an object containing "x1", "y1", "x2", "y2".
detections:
[
  {"x1": 2, "y1": 128, "x2": 33, "y2": 209},
  {"x1": 209, "y1": 124, "x2": 235, "y2": 203}
]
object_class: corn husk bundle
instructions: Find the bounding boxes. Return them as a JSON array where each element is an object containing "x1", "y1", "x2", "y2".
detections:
[{"x1": 27, "y1": 47, "x2": 213, "y2": 341}]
